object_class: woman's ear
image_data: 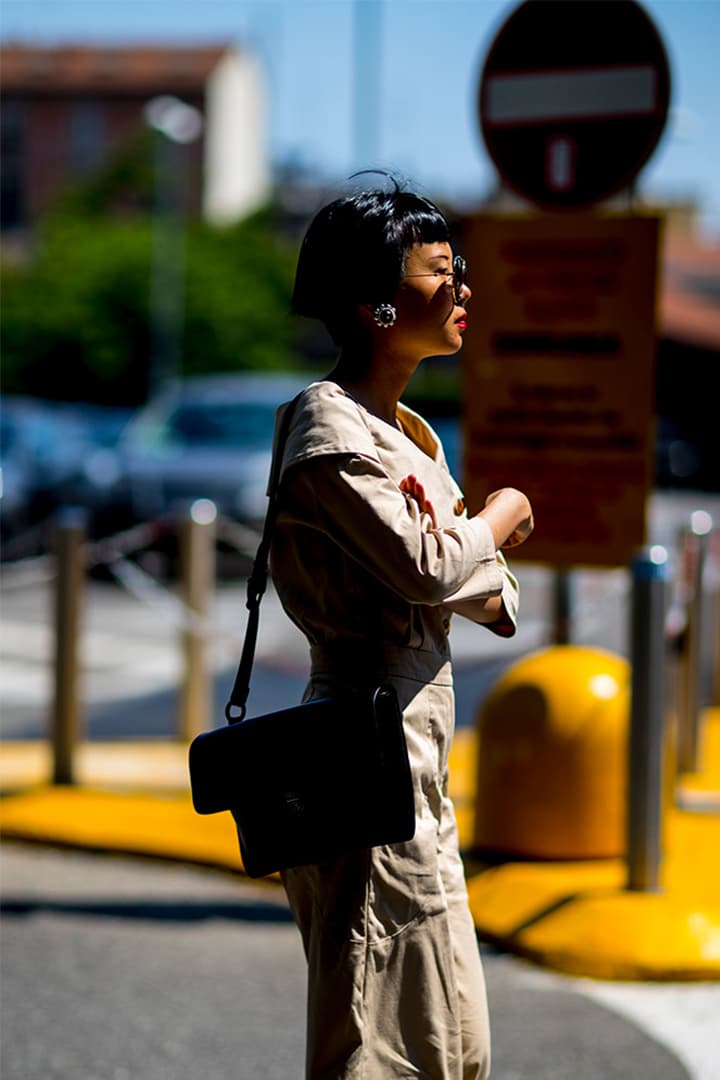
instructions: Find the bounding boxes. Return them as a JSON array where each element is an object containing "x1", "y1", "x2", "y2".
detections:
[{"x1": 357, "y1": 304, "x2": 379, "y2": 333}]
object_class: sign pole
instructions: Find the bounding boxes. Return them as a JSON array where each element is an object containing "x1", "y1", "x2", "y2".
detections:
[
  {"x1": 627, "y1": 547, "x2": 669, "y2": 892},
  {"x1": 552, "y1": 569, "x2": 573, "y2": 645}
]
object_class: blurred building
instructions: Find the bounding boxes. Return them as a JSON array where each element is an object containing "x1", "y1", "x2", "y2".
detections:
[
  {"x1": 654, "y1": 212, "x2": 720, "y2": 489},
  {"x1": 660, "y1": 215, "x2": 720, "y2": 355},
  {"x1": 0, "y1": 42, "x2": 270, "y2": 230}
]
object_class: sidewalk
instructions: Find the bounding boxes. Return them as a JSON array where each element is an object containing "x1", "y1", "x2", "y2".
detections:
[{"x1": 2, "y1": 708, "x2": 719, "y2": 982}]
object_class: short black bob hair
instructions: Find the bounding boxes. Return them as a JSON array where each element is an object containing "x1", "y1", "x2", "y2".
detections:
[{"x1": 292, "y1": 180, "x2": 451, "y2": 346}]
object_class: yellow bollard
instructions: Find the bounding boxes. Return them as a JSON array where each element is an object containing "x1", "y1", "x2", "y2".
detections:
[{"x1": 473, "y1": 646, "x2": 630, "y2": 859}]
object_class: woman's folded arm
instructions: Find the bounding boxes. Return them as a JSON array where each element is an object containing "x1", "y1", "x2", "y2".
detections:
[{"x1": 283, "y1": 454, "x2": 504, "y2": 607}]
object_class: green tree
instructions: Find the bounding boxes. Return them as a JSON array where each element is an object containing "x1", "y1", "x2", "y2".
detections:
[{"x1": 1, "y1": 196, "x2": 301, "y2": 404}]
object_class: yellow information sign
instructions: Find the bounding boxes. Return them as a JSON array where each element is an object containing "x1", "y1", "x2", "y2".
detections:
[{"x1": 462, "y1": 213, "x2": 661, "y2": 568}]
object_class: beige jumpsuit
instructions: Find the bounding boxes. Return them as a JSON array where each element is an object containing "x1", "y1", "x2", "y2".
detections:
[{"x1": 270, "y1": 381, "x2": 519, "y2": 1080}]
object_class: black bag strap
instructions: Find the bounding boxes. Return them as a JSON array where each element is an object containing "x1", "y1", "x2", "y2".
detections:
[{"x1": 225, "y1": 393, "x2": 303, "y2": 723}]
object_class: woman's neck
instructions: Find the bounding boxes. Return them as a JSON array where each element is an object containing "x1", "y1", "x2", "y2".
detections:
[{"x1": 329, "y1": 345, "x2": 419, "y2": 427}]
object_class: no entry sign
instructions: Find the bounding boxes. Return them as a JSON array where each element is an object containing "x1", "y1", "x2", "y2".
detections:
[{"x1": 478, "y1": 0, "x2": 671, "y2": 209}]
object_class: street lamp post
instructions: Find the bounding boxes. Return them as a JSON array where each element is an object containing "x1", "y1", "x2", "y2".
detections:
[{"x1": 144, "y1": 96, "x2": 203, "y2": 396}]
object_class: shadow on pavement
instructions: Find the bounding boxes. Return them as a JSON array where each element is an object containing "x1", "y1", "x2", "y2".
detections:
[{"x1": 0, "y1": 896, "x2": 295, "y2": 923}]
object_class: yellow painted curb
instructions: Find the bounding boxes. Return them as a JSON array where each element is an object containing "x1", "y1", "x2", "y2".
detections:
[
  {"x1": 0, "y1": 787, "x2": 248, "y2": 876},
  {"x1": 519, "y1": 892, "x2": 720, "y2": 981},
  {"x1": 466, "y1": 863, "x2": 720, "y2": 981}
]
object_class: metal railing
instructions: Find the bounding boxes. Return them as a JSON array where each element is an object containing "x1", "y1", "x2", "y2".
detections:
[{"x1": 2, "y1": 501, "x2": 261, "y2": 783}]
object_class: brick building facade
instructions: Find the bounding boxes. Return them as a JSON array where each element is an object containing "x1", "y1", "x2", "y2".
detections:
[{"x1": 0, "y1": 43, "x2": 269, "y2": 229}]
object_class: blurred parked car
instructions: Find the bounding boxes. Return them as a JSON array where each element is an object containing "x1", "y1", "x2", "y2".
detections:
[
  {"x1": 1, "y1": 397, "x2": 89, "y2": 544},
  {"x1": 52, "y1": 403, "x2": 134, "y2": 513},
  {"x1": 1, "y1": 396, "x2": 134, "y2": 551},
  {"x1": 654, "y1": 416, "x2": 708, "y2": 490},
  {"x1": 0, "y1": 411, "x2": 35, "y2": 537},
  {"x1": 84, "y1": 373, "x2": 316, "y2": 534}
]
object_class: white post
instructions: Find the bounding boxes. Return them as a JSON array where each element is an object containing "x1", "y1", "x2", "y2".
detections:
[{"x1": 178, "y1": 500, "x2": 216, "y2": 741}]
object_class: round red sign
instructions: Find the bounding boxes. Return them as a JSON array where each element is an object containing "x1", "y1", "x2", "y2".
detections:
[{"x1": 478, "y1": 0, "x2": 671, "y2": 209}]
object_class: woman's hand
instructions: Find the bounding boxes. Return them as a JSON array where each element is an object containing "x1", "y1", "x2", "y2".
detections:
[
  {"x1": 477, "y1": 488, "x2": 533, "y2": 550},
  {"x1": 400, "y1": 474, "x2": 437, "y2": 528}
]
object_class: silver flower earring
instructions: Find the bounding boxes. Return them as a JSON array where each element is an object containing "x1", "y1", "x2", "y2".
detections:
[{"x1": 372, "y1": 303, "x2": 397, "y2": 328}]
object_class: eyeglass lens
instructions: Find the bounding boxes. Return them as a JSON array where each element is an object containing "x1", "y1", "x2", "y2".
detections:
[{"x1": 452, "y1": 256, "x2": 466, "y2": 303}]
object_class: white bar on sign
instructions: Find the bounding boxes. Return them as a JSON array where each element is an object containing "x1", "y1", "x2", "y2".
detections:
[
  {"x1": 485, "y1": 66, "x2": 657, "y2": 126},
  {"x1": 546, "y1": 136, "x2": 575, "y2": 191}
]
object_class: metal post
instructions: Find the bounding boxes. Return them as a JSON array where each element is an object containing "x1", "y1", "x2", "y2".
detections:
[
  {"x1": 626, "y1": 546, "x2": 668, "y2": 892},
  {"x1": 552, "y1": 568, "x2": 572, "y2": 645},
  {"x1": 178, "y1": 500, "x2": 216, "y2": 741},
  {"x1": 676, "y1": 512, "x2": 712, "y2": 774},
  {"x1": 51, "y1": 509, "x2": 86, "y2": 785},
  {"x1": 712, "y1": 569, "x2": 720, "y2": 708}
]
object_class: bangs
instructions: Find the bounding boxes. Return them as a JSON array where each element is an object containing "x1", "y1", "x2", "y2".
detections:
[{"x1": 391, "y1": 197, "x2": 451, "y2": 263}]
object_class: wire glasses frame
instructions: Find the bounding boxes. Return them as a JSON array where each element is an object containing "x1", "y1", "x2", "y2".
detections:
[{"x1": 403, "y1": 255, "x2": 467, "y2": 304}]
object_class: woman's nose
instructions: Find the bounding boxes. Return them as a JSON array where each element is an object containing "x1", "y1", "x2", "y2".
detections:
[{"x1": 460, "y1": 281, "x2": 471, "y2": 304}]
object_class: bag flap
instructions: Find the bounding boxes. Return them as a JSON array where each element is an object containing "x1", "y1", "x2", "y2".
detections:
[{"x1": 188, "y1": 697, "x2": 340, "y2": 814}]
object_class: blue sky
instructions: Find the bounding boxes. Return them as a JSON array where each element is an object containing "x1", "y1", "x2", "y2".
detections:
[{"x1": 3, "y1": 0, "x2": 719, "y2": 238}]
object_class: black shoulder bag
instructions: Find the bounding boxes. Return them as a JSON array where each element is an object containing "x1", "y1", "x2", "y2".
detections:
[{"x1": 188, "y1": 395, "x2": 415, "y2": 878}]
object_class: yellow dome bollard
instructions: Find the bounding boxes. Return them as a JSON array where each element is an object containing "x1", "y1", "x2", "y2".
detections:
[{"x1": 473, "y1": 646, "x2": 630, "y2": 859}]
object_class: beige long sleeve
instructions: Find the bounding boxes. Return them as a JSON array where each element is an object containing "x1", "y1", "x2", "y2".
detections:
[
  {"x1": 285, "y1": 453, "x2": 505, "y2": 608},
  {"x1": 444, "y1": 549, "x2": 519, "y2": 635}
]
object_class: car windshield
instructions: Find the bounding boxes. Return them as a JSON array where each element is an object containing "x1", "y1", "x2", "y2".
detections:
[{"x1": 142, "y1": 401, "x2": 277, "y2": 452}]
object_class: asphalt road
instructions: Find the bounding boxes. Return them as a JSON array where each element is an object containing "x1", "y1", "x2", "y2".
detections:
[{"x1": 3, "y1": 844, "x2": 718, "y2": 1080}]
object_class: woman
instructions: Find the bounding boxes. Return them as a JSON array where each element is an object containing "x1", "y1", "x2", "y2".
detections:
[{"x1": 270, "y1": 183, "x2": 533, "y2": 1079}]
